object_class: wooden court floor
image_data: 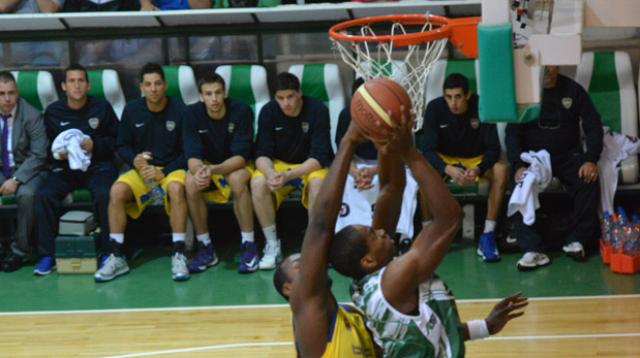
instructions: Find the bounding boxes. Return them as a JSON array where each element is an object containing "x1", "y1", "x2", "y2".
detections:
[{"x1": 1, "y1": 295, "x2": 638, "y2": 357}]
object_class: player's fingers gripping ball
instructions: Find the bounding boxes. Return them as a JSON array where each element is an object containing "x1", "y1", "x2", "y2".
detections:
[{"x1": 350, "y1": 78, "x2": 412, "y2": 141}]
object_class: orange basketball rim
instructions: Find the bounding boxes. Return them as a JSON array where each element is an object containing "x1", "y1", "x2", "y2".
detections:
[{"x1": 329, "y1": 14, "x2": 480, "y2": 58}]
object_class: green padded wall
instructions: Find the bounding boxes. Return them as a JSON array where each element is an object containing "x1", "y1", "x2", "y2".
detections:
[
  {"x1": 477, "y1": 23, "x2": 517, "y2": 123},
  {"x1": 87, "y1": 70, "x2": 105, "y2": 99},
  {"x1": 228, "y1": 65, "x2": 257, "y2": 115},
  {"x1": 301, "y1": 64, "x2": 330, "y2": 109},
  {"x1": 589, "y1": 52, "x2": 621, "y2": 133},
  {"x1": 15, "y1": 71, "x2": 43, "y2": 112},
  {"x1": 162, "y1": 66, "x2": 182, "y2": 101}
]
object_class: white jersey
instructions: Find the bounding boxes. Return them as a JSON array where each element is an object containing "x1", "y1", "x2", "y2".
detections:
[
  {"x1": 335, "y1": 164, "x2": 419, "y2": 238},
  {"x1": 351, "y1": 268, "x2": 465, "y2": 358}
]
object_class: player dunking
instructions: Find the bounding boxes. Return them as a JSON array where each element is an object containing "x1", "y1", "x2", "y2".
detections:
[
  {"x1": 329, "y1": 109, "x2": 528, "y2": 357},
  {"x1": 273, "y1": 119, "x2": 398, "y2": 357}
]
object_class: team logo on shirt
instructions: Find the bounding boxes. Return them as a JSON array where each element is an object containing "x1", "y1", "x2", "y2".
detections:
[
  {"x1": 470, "y1": 117, "x2": 480, "y2": 129},
  {"x1": 339, "y1": 203, "x2": 350, "y2": 217},
  {"x1": 228, "y1": 122, "x2": 235, "y2": 134},
  {"x1": 301, "y1": 122, "x2": 309, "y2": 133},
  {"x1": 166, "y1": 120, "x2": 176, "y2": 132},
  {"x1": 562, "y1": 97, "x2": 573, "y2": 109},
  {"x1": 88, "y1": 117, "x2": 100, "y2": 129}
]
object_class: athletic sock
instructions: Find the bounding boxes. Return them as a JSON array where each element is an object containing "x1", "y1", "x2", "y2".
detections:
[
  {"x1": 196, "y1": 233, "x2": 211, "y2": 246},
  {"x1": 262, "y1": 225, "x2": 278, "y2": 245},
  {"x1": 241, "y1": 232, "x2": 255, "y2": 243},
  {"x1": 110, "y1": 233, "x2": 124, "y2": 244},
  {"x1": 483, "y1": 220, "x2": 497, "y2": 234}
]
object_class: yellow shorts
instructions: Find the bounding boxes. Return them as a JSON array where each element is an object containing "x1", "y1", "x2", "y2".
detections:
[
  {"x1": 202, "y1": 164, "x2": 254, "y2": 204},
  {"x1": 116, "y1": 168, "x2": 186, "y2": 219},
  {"x1": 437, "y1": 153, "x2": 484, "y2": 182},
  {"x1": 251, "y1": 160, "x2": 327, "y2": 208}
]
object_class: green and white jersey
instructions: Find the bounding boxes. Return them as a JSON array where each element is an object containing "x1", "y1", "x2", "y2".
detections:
[{"x1": 351, "y1": 268, "x2": 465, "y2": 357}]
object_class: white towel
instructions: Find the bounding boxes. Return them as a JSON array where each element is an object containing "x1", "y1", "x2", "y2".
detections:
[
  {"x1": 598, "y1": 130, "x2": 640, "y2": 213},
  {"x1": 507, "y1": 150, "x2": 552, "y2": 225},
  {"x1": 51, "y1": 129, "x2": 92, "y2": 172},
  {"x1": 335, "y1": 163, "x2": 418, "y2": 238}
]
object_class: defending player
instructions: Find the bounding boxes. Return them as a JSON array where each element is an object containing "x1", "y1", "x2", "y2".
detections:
[
  {"x1": 274, "y1": 119, "x2": 386, "y2": 357},
  {"x1": 182, "y1": 73, "x2": 256, "y2": 274}
]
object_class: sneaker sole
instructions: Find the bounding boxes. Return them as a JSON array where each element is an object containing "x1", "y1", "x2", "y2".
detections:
[
  {"x1": 33, "y1": 265, "x2": 56, "y2": 276},
  {"x1": 188, "y1": 256, "x2": 219, "y2": 273},
  {"x1": 172, "y1": 273, "x2": 190, "y2": 281},
  {"x1": 238, "y1": 264, "x2": 258, "y2": 274},
  {"x1": 476, "y1": 248, "x2": 501, "y2": 263},
  {"x1": 516, "y1": 259, "x2": 551, "y2": 272},
  {"x1": 94, "y1": 267, "x2": 130, "y2": 282}
]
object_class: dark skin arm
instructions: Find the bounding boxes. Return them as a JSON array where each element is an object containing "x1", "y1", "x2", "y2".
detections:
[
  {"x1": 460, "y1": 292, "x2": 529, "y2": 340},
  {"x1": 289, "y1": 121, "x2": 365, "y2": 357},
  {"x1": 380, "y1": 113, "x2": 462, "y2": 314},
  {"x1": 371, "y1": 131, "x2": 406, "y2": 235}
]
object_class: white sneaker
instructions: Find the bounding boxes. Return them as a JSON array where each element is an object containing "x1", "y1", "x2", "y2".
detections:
[
  {"x1": 171, "y1": 252, "x2": 190, "y2": 281},
  {"x1": 562, "y1": 241, "x2": 586, "y2": 261},
  {"x1": 516, "y1": 252, "x2": 550, "y2": 272},
  {"x1": 94, "y1": 254, "x2": 129, "y2": 282},
  {"x1": 258, "y1": 240, "x2": 282, "y2": 270}
]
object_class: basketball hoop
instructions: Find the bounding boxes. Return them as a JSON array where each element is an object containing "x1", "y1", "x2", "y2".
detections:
[{"x1": 329, "y1": 14, "x2": 479, "y2": 130}]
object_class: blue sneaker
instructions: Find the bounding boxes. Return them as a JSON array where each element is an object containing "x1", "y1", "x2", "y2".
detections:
[
  {"x1": 477, "y1": 231, "x2": 501, "y2": 262},
  {"x1": 33, "y1": 256, "x2": 55, "y2": 276},
  {"x1": 238, "y1": 241, "x2": 258, "y2": 274},
  {"x1": 187, "y1": 242, "x2": 218, "y2": 273}
]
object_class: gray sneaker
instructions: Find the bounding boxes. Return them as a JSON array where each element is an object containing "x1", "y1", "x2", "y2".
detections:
[
  {"x1": 171, "y1": 252, "x2": 190, "y2": 281},
  {"x1": 94, "y1": 254, "x2": 129, "y2": 282}
]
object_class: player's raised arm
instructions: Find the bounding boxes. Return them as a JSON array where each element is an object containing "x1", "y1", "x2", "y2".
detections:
[
  {"x1": 289, "y1": 121, "x2": 364, "y2": 355},
  {"x1": 381, "y1": 113, "x2": 462, "y2": 308},
  {"x1": 371, "y1": 117, "x2": 406, "y2": 238}
]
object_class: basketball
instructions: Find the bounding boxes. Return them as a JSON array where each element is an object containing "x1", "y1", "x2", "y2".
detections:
[{"x1": 350, "y1": 78, "x2": 412, "y2": 141}]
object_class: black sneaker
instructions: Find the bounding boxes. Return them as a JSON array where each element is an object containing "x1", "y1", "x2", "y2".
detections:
[{"x1": 1, "y1": 252, "x2": 25, "y2": 272}]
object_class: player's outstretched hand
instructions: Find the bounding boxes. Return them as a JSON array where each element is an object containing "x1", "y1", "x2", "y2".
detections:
[{"x1": 485, "y1": 292, "x2": 528, "y2": 335}]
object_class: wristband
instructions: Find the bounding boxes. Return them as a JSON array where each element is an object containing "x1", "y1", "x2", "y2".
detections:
[{"x1": 467, "y1": 319, "x2": 490, "y2": 340}]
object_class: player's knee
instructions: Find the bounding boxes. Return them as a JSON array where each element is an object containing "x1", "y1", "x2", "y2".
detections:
[
  {"x1": 250, "y1": 175, "x2": 267, "y2": 193},
  {"x1": 109, "y1": 182, "x2": 131, "y2": 204},
  {"x1": 307, "y1": 177, "x2": 323, "y2": 194},
  {"x1": 492, "y1": 161, "x2": 508, "y2": 184},
  {"x1": 184, "y1": 173, "x2": 200, "y2": 196},
  {"x1": 166, "y1": 182, "x2": 186, "y2": 202}
]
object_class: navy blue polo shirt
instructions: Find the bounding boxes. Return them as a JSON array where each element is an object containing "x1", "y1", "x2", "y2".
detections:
[
  {"x1": 117, "y1": 97, "x2": 186, "y2": 175},
  {"x1": 254, "y1": 96, "x2": 332, "y2": 166},
  {"x1": 182, "y1": 99, "x2": 253, "y2": 164},
  {"x1": 44, "y1": 96, "x2": 118, "y2": 170},
  {"x1": 422, "y1": 94, "x2": 501, "y2": 176}
]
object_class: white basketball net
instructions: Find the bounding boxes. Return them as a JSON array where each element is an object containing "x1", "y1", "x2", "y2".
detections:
[{"x1": 331, "y1": 18, "x2": 448, "y2": 130}]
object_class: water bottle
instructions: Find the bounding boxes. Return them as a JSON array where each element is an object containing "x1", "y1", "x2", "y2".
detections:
[
  {"x1": 144, "y1": 179, "x2": 164, "y2": 205},
  {"x1": 601, "y1": 211, "x2": 612, "y2": 245},
  {"x1": 616, "y1": 206, "x2": 629, "y2": 226},
  {"x1": 140, "y1": 153, "x2": 164, "y2": 205},
  {"x1": 610, "y1": 214, "x2": 622, "y2": 253}
]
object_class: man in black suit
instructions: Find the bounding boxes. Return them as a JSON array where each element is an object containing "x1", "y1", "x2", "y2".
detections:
[{"x1": 0, "y1": 71, "x2": 48, "y2": 272}]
